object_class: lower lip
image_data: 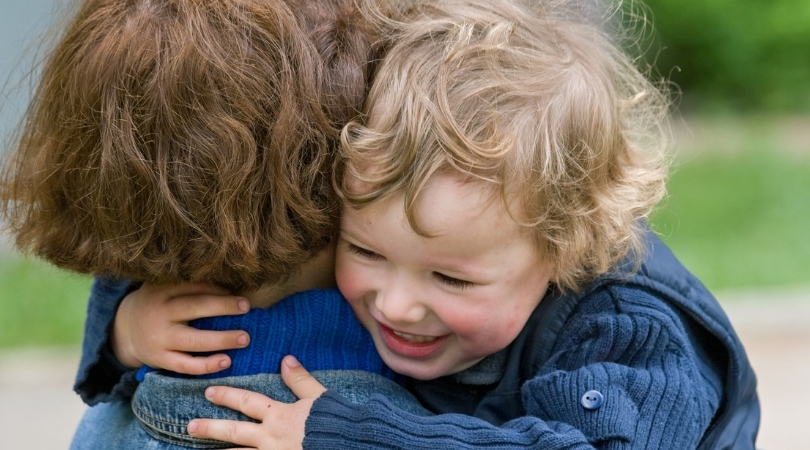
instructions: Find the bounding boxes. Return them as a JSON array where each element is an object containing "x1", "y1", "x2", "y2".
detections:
[{"x1": 378, "y1": 324, "x2": 448, "y2": 359}]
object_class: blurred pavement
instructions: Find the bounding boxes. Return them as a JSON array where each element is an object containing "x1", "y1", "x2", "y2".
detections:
[
  {"x1": 0, "y1": 347, "x2": 86, "y2": 449},
  {"x1": 0, "y1": 286, "x2": 808, "y2": 449}
]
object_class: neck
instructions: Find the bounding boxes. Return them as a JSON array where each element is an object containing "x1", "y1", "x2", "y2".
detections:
[{"x1": 240, "y1": 241, "x2": 337, "y2": 308}]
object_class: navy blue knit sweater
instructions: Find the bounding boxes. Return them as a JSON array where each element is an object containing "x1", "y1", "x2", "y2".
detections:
[{"x1": 300, "y1": 233, "x2": 759, "y2": 449}]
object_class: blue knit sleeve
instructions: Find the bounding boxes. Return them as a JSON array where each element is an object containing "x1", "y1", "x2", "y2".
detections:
[
  {"x1": 186, "y1": 289, "x2": 400, "y2": 382},
  {"x1": 521, "y1": 286, "x2": 722, "y2": 448},
  {"x1": 303, "y1": 286, "x2": 721, "y2": 449},
  {"x1": 307, "y1": 390, "x2": 596, "y2": 450},
  {"x1": 73, "y1": 276, "x2": 140, "y2": 405}
]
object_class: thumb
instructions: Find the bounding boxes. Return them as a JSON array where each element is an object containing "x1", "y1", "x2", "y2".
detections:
[{"x1": 281, "y1": 355, "x2": 327, "y2": 399}]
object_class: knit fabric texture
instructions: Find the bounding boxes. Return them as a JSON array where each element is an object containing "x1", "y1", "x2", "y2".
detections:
[
  {"x1": 138, "y1": 288, "x2": 399, "y2": 382},
  {"x1": 303, "y1": 285, "x2": 718, "y2": 449},
  {"x1": 299, "y1": 231, "x2": 758, "y2": 449}
]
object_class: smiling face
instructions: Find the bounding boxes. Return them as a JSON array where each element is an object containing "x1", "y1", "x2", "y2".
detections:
[{"x1": 335, "y1": 172, "x2": 553, "y2": 380}]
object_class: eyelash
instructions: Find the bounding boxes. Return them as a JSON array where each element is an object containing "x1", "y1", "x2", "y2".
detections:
[
  {"x1": 347, "y1": 242, "x2": 474, "y2": 290},
  {"x1": 433, "y1": 272, "x2": 474, "y2": 290},
  {"x1": 347, "y1": 243, "x2": 383, "y2": 260}
]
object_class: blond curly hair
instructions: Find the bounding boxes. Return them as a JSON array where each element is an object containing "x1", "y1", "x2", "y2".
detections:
[{"x1": 338, "y1": 0, "x2": 670, "y2": 292}]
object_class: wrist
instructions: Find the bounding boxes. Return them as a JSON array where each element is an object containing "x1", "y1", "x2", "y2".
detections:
[
  {"x1": 110, "y1": 313, "x2": 142, "y2": 369},
  {"x1": 110, "y1": 335, "x2": 141, "y2": 369}
]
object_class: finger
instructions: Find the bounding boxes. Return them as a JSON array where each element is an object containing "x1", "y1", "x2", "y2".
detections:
[
  {"x1": 160, "y1": 351, "x2": 233, "y2": 376},
  {"x1": 281, "y1": 356, "x2": 327, "y2": 399},
  {"x1": 186, "y1": 417, "x2": 263, "y2": 448},
  {"x1": 171, "y1": 327, "x2": 250, "y2": 353},
  {"x1": 204, "y1": 386, "x2": 277, "y2": 420},
  {"x1": 168, "y1": 294, "x2": 251, "y2": 322}
]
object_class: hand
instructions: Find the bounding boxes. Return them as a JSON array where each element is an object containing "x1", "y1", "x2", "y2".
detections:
[
  {"x1": 111, "y1": 281, "x2": 251, "y2": 375},
  {"x1": 187, "y1": 355, "x2": 327, "y2": 450}
]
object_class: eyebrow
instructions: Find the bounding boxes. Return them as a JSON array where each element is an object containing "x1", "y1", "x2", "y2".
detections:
[
  {"x1": 339, "y1": 227, "x2": 384, "y2": 256},
  {"x1": 339, "y1": 227, "x2": 367, "y2": 245},
  {"x1": 433, "y1": 264, "x2": 475, "y2": 278},
  {"x1": 428, "y1": 253, "x2": 490, "y2": 278}
]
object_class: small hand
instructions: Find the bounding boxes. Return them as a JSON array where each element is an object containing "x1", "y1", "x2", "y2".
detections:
[
  {"x1": 187, "y1": 356, "x2": 327, "y2": 450},
  {"x1": 111, "y1": 281, "x2": 251, "y2": 375}
]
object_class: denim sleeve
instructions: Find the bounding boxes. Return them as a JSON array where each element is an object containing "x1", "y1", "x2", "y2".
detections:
[{"x1": 73, "y1": 276, "x2": 141, "y2": 406}]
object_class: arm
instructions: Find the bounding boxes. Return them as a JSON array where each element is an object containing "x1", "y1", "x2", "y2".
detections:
[
  {"x1": 73, "y1": 277, "x2": 140, "y2": 405},
  {"x1": 188, "y1": 287, "x2": 721, "y2": 449},
  {"x1": 74, "y1": 279, "x2": 251, "y2": 405},
  {"x1": 187, "y1": 358, "x2": 592, "y2": 450}
]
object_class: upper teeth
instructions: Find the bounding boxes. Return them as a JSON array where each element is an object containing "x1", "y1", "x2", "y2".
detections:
[{"x1": 392, "y1": 330, "x2": 437, "y2": 343}]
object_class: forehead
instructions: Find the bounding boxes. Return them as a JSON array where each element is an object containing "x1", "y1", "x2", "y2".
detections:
[
  {"x1": 415, "y1": 173, "x2": 504, "y2": 230},
  {"x1": 340, "y1": 172, "x2": 544, "y2": 281},
  {"x1": 344, "y1": 171, "x2": 522, "y2": 239}
]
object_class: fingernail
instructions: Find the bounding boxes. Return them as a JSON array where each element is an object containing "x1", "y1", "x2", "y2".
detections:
[
  {"x1": 237, "y1": 299, "x2": 250, "y2": 312},
  {"x1": 237, "y1": 334, "x2": 249, "y2": 346},
  {"x1": 187, "y1": 420, "x2": 198, "y2": 434},
  {"x1": 205, "y1": 387, "x2": 217, "y2": 398},
  {"x1": 284, "y1": 355, "x2": 300, "y2": 368},
  {"x1": 219, "y1": 359, "x2": 230, "y2": 369}
]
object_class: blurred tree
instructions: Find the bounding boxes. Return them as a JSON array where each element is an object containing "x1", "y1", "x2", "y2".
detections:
[{"x1": 642, "y1": 0, "x2": 810, "y2": 112}]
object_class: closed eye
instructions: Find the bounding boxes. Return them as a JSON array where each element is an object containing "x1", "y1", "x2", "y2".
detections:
[
  {"x1": 433, "y1": 272, "x2": 474, "y2": 290},
  {"x1": 347, "y1": 243, "x2": 384, "y2": 261}
]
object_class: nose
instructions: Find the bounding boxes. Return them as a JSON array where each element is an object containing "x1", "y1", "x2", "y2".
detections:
[{"x1": 374, "y1": 279, "x2": 427, "y2": 324}]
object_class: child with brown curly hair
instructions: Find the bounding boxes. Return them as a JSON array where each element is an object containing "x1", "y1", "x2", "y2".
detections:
[{"x1": 1, "y1": 0, "x2": 431, "y2": 448}]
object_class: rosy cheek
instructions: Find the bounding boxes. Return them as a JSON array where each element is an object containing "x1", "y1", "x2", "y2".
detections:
[
  {"x1": 335, "y1": 262, "x2": 367, "y2": 304},
  {"x1": 448, "y1": 309, "x2": 519, "y2": 348},
  {"x1": 441, "y1": 312, "x2": 487, "y2": 339}
]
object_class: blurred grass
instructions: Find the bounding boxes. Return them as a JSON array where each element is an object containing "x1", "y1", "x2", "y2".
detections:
[
  {"x1": 650, "y1": 115, "x2": 810, "y2": 290},
  {"x1": 0, "y1": 255, "x2": 91, "y2": 349},
  {"x1": 0, "y1": 115, "x2": 808, "y2": 349},
  {"x1": 642, "y1": 0, "x2": 810, "y2": 112}
]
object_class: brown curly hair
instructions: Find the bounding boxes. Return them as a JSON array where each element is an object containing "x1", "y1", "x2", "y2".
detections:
[
  {"x1": 1, "y1": 0, "x2": 379, "y2": 291},
  {"x1": 338, "y1": 0, "x2": 670, "y2": 292}
]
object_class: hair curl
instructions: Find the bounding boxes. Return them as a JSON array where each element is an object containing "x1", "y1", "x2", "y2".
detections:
[
  {"x1": 1, "y1": 0, "x2": 379, "y2": 291},
  {"x1": 338, "y1": 0, "x2": 670, "y2": 292}
]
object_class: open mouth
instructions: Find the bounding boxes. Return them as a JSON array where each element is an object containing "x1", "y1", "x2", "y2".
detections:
[
  {"x1": 378, "y1": 323, "x2": 449, "y2": 359},
  {"x1": 391, "y1": 329, "x2": 438, "y2": 343}
]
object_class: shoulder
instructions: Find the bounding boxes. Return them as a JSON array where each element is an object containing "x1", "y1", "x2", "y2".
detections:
[
  {"x1": 553, "y1": 283, "x2": 695, "y2": 366},
  {"x1": 547, "y1": 229, "x2": 721, "y2": 358},
  {"x1": 90, "y1": 276, "x2": 138, "y2": 301},
  {"x1": 518, "y1": 284, "x2": 721, "y2": 448}
]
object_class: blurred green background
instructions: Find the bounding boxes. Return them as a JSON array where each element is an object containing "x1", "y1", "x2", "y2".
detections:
[
  {"x1": 642, "y1": 0, "x2": 810, "y2": 112},
  {"x1": 1, "y1": 0, "x2": 809, "y2": 349}
]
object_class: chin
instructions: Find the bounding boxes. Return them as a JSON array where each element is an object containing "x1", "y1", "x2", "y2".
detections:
[
  {"x1": 384, "y1": 358, "x2": 447, "y2": 381},
  {"x1": 395, "y1": 367, "x2": 442, "y2": 380}
]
